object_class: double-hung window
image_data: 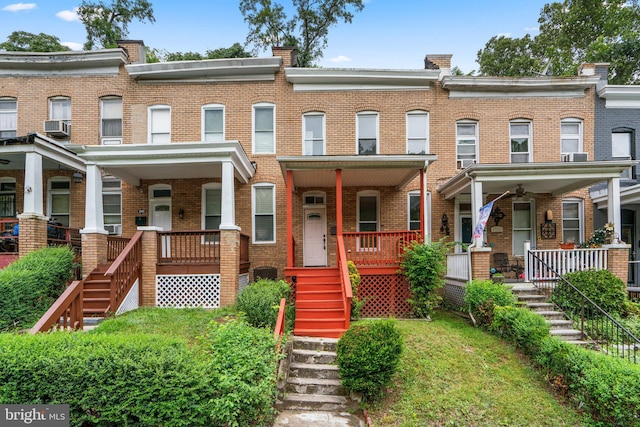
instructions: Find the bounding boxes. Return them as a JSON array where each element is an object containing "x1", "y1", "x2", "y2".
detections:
[
  {"x1": 456, "y1": 121, "x2": 478, "y2": 168},
  {"x1": 102, "y1": 178, "x2": 122, "y2": 235},
  {"x1": 253, "y1": 104, "x2": 275, "y2": 154},
  {"x1": 203, "y1": 184, "x2": 222, "y2": 231},
  {"x1": 0, "y1": 98, "x2": 17, "y2": 139},
  {"x1": 562, "y1": 199, "x2": 583, "y2": 244},
  {"x1": 253, "y1": 184, "x2": 275, "y2": 243},
  {"x1": 148, "y1": 105, "x2": 171, "y2": 144},
  {"x1": 101, "y1": 97, "x2": 122, "y2": 145},
  {"x1": 510, "y1": 120, "x2": 531, "y2": 163},
  {"x1": 612, "y1": 130, "x2": 634, "y2": 179},
  {"x1": 357, "y1": 112, "x2": 378, "y2": 155},
  {"x1": 408, "y1": 191, "x2": 421, "y2": 231},
  {"x1": 560, "y1": 118, "x2": 583, "y2": 157},
  {"x1": 406, "y1": 111, "x2": 429, "y2": 154},
  {"x1": 48, "y1": 177, "x2": 71, "y2": 227},
  {"x1": 202, "y1": 104, "x2": 225, "y2": 142},
  {"x1": 357, "y1": 191, "x2": 379, "y2": 250},
  {"x1": 303, "y1": 113, "x2": 325, "y2": 155},
  {"x1": 50, "y1": 97, "x2": 71, "y2": 122},
  {"x1": 0, "y1": 178, "x2": 16, "y2": 217}
]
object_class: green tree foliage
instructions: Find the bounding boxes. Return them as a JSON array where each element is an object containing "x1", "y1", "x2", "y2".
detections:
[
  {"x1": 477, "y1": 0, "x2": 640, "y2": 84},
  {"x1": 78, "y1": 0, "x2": 155, "y2": 50},
  {"x1": 239, "y1": 0, "x2": 365, "y2": 67},
  {"x1": 164, "y1": 43, "x2": 252, "y2": 62},
  {"x1": 0, "y1": 31, "x2": 70, "y2": 52}
]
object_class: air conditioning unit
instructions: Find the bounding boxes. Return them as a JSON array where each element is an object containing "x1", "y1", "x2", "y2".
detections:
[
  {"x1": 104, "y1": 225, "x2": 122, "y2": 235},
  {"x1": 561, "y1": 152, "x2": 588, "y2": 162},
  {"x1": 44, "y1": 120, "x2": 70, "y2": 137},
  {"x1": 457, "y1": 159, "x2": 476, "y2": 169}
]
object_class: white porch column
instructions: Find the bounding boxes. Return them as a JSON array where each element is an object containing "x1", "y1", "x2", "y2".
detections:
[
  {"x1": 22, "y1": 152, "x2": 44, "y2": 217},
  {"x1": 219, "y1": 161, "x2": 239, "y2": 230},
  {"x1": 607, "y1": 176, "x2": 622, "y2": 239},
  {"x1": 81, "y1": 163, "x2": 105, "y2": 234},
  {"x1": 471, "y1": 179, "x2": 484, "y2": 247}
]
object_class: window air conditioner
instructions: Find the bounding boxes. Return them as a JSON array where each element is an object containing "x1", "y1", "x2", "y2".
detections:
[
  {"x1": 44, "y1": 120, "x2": 71, "y2": 137},
  {"x1": 561, "y1": 152, "x2": 588, "y2": 162},
  {"x1": 457, "y1": 159, "x2": 476, "y2": 169},
  {"x1": 104, "y1": 225, "x2": 122, "y2": 235}
]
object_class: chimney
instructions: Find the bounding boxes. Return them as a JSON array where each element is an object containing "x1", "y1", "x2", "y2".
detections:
[
  {"x1": 424, "y1": 54, "x2": 452, "y2": 70},
  {"x1": 272, "y1": 46, "x2": 298, "y2": 67},
  {"x1": 116, "y1": 40, "x2": 146, "y2": 64}
]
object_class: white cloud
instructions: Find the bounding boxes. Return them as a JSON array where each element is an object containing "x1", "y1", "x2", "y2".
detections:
[
  {"x1": 496, "y1": 32, "x2": 511, "y2": 38},
  {"x1": 2, "y1": 3, "x2": 37, "y2": 12},
  {"x1": 56, "y1": 9, "x2": 79, "y2": 22},
  {"x1": 329, "y1": 55, "x2": 352, "y2": 63},
  {"x1": 524, "y1": 26, "x2": 539, "y2": 32},
  {"x1": 62, "y1": 41, "x2": 83, "y2": 51}
]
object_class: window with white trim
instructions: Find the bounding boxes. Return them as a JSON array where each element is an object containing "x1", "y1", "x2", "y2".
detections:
[
  {"x1": 562, "y1": 199, "x2": 583, "y2": 244},
  {"x1": 0, "y1": 98, "x2": 17, "y2": 139},
  {"x1": 408, "y1": 191, "x2": 421, "y2": 231},
  {"x1": 49, "y1": 97, "x2": 71, "y2": 121},
  {"x1": 456, "y1": 121, "x2": 478, "y2": 168},
  {"x1": 612, "y1": 130, "x2": 634, "y2": 179},
  {"x1": 510, "y1": 120, "x2": 531, "y2": 163},
  {"x1": 253, "y1": 103, "x2": 275, "y2": 154},
  {"x1": 148, "y1": 105, "x2": 171, "y2": 144},
  {"x1": 48, "y1": 177, "x2": 71, "y2": 227},
  {"x1": 303, "y1": 112, "x2": 325, "y2": 155},
  {"x1": 202, "y1": 104, "x2": 225, "y2": 142},
  {"x1": 253, "y1": 184, "x2": 275, "y2": 243},
  {"x1": 0, "y1": 178, "x2": 16, "y2": 217},
  {"x1": 357, "y1": 191, "x2": 379, "y2": 250},
  {"x1": 203, "y1": 183, "x2": 222, "y2": 230},
  {"x1": 406, "y1": 111, "x2": 429, "y2": 154},
  {"x1": 102, "y1": 178, "x2": 122, "y2": 234},
  {"x1": 560, "y1": 118, "x2": 583, "y2": 155},
  {"x1": 357, "y1": 112, "x2": 379, "y2": 155},
  {"x1": 101, "y1": 97, "x2": 122, "y2": 145}
]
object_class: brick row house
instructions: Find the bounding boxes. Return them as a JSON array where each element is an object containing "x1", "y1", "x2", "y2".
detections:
[{"x1": 0, "y1": 41, "x2": 633, "y2": 336}]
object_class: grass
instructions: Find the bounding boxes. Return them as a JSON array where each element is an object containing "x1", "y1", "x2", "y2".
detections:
[{"x1": 367, "y1": 311, "x2": 585, "y2": 427}]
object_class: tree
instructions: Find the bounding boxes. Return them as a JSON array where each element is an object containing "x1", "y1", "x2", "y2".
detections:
[
  {"x1": 239, "y1": 0, "x2": 365, "y2": 67},
  {"x1": 0, "y1": 31, "x2": 70, "y2": 52},
  {"x1": 78, "y1": 0, "x2": 155, "y2": 50},
  {"x1": 477, "y1": 34, "x2": 544, "y2": 77},
  {"x1": 160, "y1": 43, "x2": 252, "y2": 62}
]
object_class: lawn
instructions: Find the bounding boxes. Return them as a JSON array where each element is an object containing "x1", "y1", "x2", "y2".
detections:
[{"x1": 367, "y1": 311, "x2": 585, "y2": 427}]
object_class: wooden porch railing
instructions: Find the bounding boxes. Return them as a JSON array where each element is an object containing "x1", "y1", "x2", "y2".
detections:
[
  {"x1": 157, "y1": 230, "x2": 221, "y2": 264},
  {"x1": 0, "y1": 218, "x2": 18, "y2": 253},
  {"x1": 273, "y1": 297, "x2": 287, "y2": 352},
  {"x1": 342, "y1": 230, "x2": 421, "y2": 266},
  {"x1": 337, "y1": 235, "x2": 352, "y2": 330},
  {"x1": 526, "y1": 247, "x2": 607, "y2": 283},
  {"x1": 446, "y1": 252, "x2": 470, "y2": 282},
  {"x1": 0, "y1": 219, "x2": 81, "y2": 254},
  {"x1": 105, "y1": 231, "x2": 143, "y2": 313},
  {"x1": 107, "y1": 236, "x2": 130, "y2": 262},
  {"x1": 29, "y1": 279, "x2": 84, "y2": 333},
  {"x1": 240, "y1": 233, "x2": 250, "y2": 274}
]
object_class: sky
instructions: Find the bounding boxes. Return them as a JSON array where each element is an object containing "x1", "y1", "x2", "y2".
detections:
[{"x1": 0, "y1": 0, "x2": 551, "y2": 72}]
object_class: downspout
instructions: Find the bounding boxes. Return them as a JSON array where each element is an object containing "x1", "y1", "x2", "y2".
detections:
[{"x1": 465, "y1": 171, "x2": 475, "y2": 283}]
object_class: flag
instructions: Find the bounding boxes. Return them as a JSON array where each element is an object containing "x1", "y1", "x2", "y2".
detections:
[{"x1": 473, "y1": 201, "x2": 494, "y2": 239}]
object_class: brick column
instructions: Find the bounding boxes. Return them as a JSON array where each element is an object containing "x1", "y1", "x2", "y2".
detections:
[
  {"x1": 605, "y1": 244, "x2": 630, "y2": 284},
  {"x1": 470, "y1": 248, "x2": 492, "y2": 281},
  {"x1": 139, "y1": 227, "x2": 160, "y2": 307},
  {"x1": 220, "y1": 228, "x2": 240, "y2": 307},
  {"x1": 17, "y1": 214, "x2": 47, "y2": 257},
  {"x1": 80, "y1": 232, "x2": 108, "y2": 277}
]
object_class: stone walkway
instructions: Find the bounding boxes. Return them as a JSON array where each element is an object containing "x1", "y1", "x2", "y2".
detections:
[{"x1": 273, "y1": 409, "x2": 365, "y2": 426}]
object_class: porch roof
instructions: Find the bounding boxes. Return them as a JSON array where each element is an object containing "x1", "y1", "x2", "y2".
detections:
[
  {"x1": 69, "y1": 141, "x2": 255, "y2": 186},
  {"x1": 277, "y1": 155, "x2": 437, "y2": 189},
  {"x1": 0, "y1": 133, "x2": 86, "y2": 173},
  {"x1": 437, "y1": 161, "x2": 637, "y2": 200},
  {"x1": 591, "y1": 183, "x2": 640, "y2": 209}
]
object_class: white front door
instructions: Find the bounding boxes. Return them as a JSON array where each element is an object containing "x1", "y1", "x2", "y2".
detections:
[
  {"x1": 303, "y1": 208, "x2": 327, "y2": 267},
  {"x1": 151, "y1": 201, "x2": 172, "y2": 257}
]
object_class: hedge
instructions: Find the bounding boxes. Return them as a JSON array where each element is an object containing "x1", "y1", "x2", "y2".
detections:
[{"x1": 236, "y1": 279, "x2": 292, "y2": 329}]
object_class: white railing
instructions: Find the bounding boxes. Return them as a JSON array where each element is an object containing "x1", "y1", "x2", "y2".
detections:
[
  {"x1": 527, "y1": 247, "x2": 608, "y2": 282},
  {"x1": 447, "y1": 252, "x2": 470, "y2": 281}
]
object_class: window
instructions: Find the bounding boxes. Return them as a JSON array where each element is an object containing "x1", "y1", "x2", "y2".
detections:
[
  {"x1": 408, "y1": 191, "x2": 421, "y2": 231},
  {"x1": 406, "y1": 111, "x2": 429, "y2": 154},
  {"x1": 303, "y1": 113, "x2": 325, "y2": 155},
  {"x1": 48, "y1": 177, "x2": 70, "y2": 227},
  {"x1": 49, "y1": 97, "x2": 71, "y2": 121},
  {"x1": 102, "y1": 178, "x2": 121, "y2": 234},
  {"x1": 456, "y1": 121, "x2": 478, "y2": 168},
  {"x1": 0, "y1": 178, "x2": 16, "y2": 217},
  {"x1": 253, "y1": 104, "x2": 275, "y2": 154},
  {"x1": 253, "y1": 184, "x2": 275, "y2": 243},
  {"x1": 202, "y1": 104, "x2": 225, "y2": 142},
  {"x1": 101, "y1": 97, "x2": 122, "y2": 145},
  {"x1": 203, "y1": 183, "x2": 222, "y2": 231},
  {"x1": 562, "y1": 199, "x2": 583, "y2": 244},
  {"x1": 0, "y1": 98, "x2": 17, "y2": 139},
  {"x1": 612, "y1": 131, "x2": 634, "y2": 179},
  {"x1": 357, "y1": 191, "x2": 379, "y2": 249},
  {"x1": 148, "y1": 105, "x2": 170, "y2": 144},
  {"x1": 357, "y1": 112, "x2": 378, "y2": 155},
  {"x1": 510, "y1": 121, "x2": 531, "y2": 163},
  {"x1": 512, "y1": 201, "x2": 533, "y2": 256},
  {"x1": 560, "y1": 119, "x2": 583, "y2": 155}
]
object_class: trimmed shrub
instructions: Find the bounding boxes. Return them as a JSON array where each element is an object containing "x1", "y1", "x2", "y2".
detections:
[
  {"x1": 553, "y1": 269, "x2": 627, "y2": 317},
  {"x1": 336, "y1": 319, "x2": 403, "y2": 401},
  {"x1": 490, "y1": 305, "x2": 550, "y2": 357},
  {"x1": 236, "y1": 279, "x2": 291, "y2": 329},
  {"x1": 463, "y1": 279, "x2": 517, "y2": 327},
  {"x1": 0, "y1": 246, "x2": 74, "y2": 331}
]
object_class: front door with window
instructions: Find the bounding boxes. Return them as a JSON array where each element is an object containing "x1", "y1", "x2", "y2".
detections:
[{"x1": 303, "y1": 208, "x2": 327, "y2": 267}]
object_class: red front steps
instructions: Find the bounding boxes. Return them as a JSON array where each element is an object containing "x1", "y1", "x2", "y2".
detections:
[
  {"x1": 291, "y1": 267, "x2": 349, "y2": 339},
  {"x1": 83, "y1": 263, "x2": 112, "y2": 317}
]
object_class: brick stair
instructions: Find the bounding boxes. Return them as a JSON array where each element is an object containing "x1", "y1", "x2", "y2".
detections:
[{"x1": 82, "y1": 263, "x2": 111, "y2": 318}]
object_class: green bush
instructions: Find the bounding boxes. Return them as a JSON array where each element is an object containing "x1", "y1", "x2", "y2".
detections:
[
  {"x1": 399, "y1": 238, "x2": 451, "y2": 318},
  {"x1": 553, "y1": 269, "x2": 627, "y2": 317},
  {"x1": 237, "y1": 279, "x2": 292, "y2": 329},
  {"x1": 490, "y1": 305, "x2": 550, "y2": 357},
  {"x1": 336, "y1": 319, "x2": 403, "y2": 401},
  {"x1": 463, "y1": 279, "x2": 517, "y2": 327},
  {"x1": 348, "y1": 260, "x2": 366, "y2": 319},
  {"x1": 0, "y1": 246, "x2": 74, "y2": 331}
]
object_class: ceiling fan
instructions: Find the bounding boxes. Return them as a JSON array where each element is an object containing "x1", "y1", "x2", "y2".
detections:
[{"x1": 511, "y1": 184, "x2": 529, "y2": 200}]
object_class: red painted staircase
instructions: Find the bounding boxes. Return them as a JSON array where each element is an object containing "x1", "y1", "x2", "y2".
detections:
[
  {"x1": 293, "y1": 267, "x2": 349, "y2": 338},
  {"x1": 82, "y1": 263, "x2": 112, "y2": 317}
]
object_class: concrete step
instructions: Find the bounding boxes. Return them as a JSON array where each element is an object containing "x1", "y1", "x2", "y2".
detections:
[
  {"x1": 526, "y1": 302, "x2": 556, "y2": 311},
  {"x1": 517, "y1": 294, "x2": 548, "y2": 303},
  {"x1": 536, "y1": 310, "x2": 566, "y2": 320},
  {"x1": 285, "y1": 377, "x2": 346, "y2": 396},
  {"x1": 288, "y1": 362, "x2": 340, "y2": 380},
  {"x1": 292, "y1": 349, "x2": 337, "y2": 365},
  {"x1": 292, "y1": 336, "x2": 338, "y2": 352},
  {"x1": 550, "y1": 328, "x2": 583, "y2": 341},
  {"x1": 546, "y1": 319, "x2": 574, "y2": 329},
  {"x1": 277, "y1": 393, "x2": 354, "y2": 411}
]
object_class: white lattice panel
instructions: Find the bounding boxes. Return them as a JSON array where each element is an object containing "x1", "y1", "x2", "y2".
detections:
[
  {"x1": 116, "y1": 279, "x2": 139, "y2": 316},
  {"x1": 156, "y1": 274, "x2": 221, "y2": 308},
  {"x1": 238, "y1": 273, "x2": 250, "y2": 293}
]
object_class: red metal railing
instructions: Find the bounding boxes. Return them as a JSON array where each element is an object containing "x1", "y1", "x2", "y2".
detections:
[
  {"x1": 157, "y1": 230, "x2": 221, "y2": 264},
  {"x1": 30, "y1": 280, "x2": 84, "y2": 333},
  {"x1": 337, "y1": 235, "x2": 352, "y2": 330},
  {"x1": 105, "y1": 231, "x2": 143, "y2": 313},
  {"x1": 342, "y1": 230, "x2": 421, "y2": 266},
  {"x1": 107, "y1": 236, "x2": 130, "y2": 262},
  {"x1": 273, "y1": 297, "x2": 287, "y2": 352}
]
